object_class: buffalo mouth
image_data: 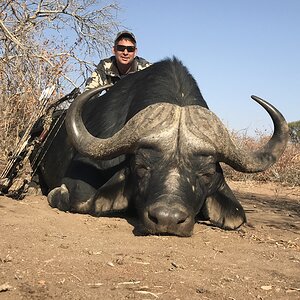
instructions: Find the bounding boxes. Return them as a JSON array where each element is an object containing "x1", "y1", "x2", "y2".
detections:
[
  {"x1": 141, "y1": 223, "x2": 194, "y2": 237},
  {"x1": 141, "y1": 222, "x2": 194, "y2": 237}
]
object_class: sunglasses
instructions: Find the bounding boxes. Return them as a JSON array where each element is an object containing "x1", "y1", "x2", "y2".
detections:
[{"x1": 115, "y1": 45, "x2": 136, "y2": 52}]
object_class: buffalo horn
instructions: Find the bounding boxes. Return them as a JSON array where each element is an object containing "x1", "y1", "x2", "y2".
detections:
[
  {"x1": 65, "y1": 88, "x2": 181, "y2": 159},
  {"x1": 185, "y1": 96, "x2": 289, "y2": 173}
]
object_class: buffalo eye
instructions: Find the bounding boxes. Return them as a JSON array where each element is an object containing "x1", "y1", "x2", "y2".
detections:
[
  {"x1": 201, "y1": 173, "x2": 214, "y2": 183},
  {"x1": 196, "y1": 169, "x2": 216, "y2": 184},
  {"x1": 135, "y1": 166, "x2": 151, "y2": 195},
  {"x1": 135, "y1": 165, "x2": 150, "y2": 179}
]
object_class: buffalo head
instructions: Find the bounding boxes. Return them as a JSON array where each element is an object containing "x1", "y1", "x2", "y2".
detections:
[{"x1": 64, "y1": 85, "x2": 289, "y2": 236}]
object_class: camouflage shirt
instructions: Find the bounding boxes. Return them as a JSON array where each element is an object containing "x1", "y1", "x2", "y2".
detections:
[{"x1": 85, "y1": 56, "x2": 151, "y2": 91}]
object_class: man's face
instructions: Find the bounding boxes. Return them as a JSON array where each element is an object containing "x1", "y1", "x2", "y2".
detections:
[{"x1": 113, "y1": 38, "x2": 137, "y2": 67}]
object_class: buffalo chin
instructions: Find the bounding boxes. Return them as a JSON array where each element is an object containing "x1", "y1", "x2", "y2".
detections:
[{"x1": 142, "y1": 225, "x2": 194, "y2": 237}]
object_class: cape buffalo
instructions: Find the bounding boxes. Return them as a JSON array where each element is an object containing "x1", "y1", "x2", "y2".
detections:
[{"x1": 39, "y1": 57, "x2": 289, "y2": 236}]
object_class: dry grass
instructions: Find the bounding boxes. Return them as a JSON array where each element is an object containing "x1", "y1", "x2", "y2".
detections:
[{"x1": 222, "y1": 130, "x2": 300, "y2": 187}]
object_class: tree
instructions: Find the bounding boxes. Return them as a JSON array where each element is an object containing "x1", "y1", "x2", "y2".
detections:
[
  {"x1": 288, "y1": 121, "x2": 300, "y2": 144},
  {"x1": 0, "y1": 0, "x2": 120, "y2": 157}
]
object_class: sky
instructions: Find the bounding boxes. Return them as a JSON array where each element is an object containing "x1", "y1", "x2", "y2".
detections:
[{"x1": 114, "y1": 0, "x2": 299, "y2": 135}]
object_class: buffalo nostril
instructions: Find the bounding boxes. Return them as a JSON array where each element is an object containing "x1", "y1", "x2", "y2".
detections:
[
  {"x1": 177, "y1": 215, "x2": 186, "y2": 224},
  {"x1": 148, "y1": 206, "x2": 189, "y2": 226},
  {"x1": 148, "y1": 214, "x2": 159, "y2": 225}
]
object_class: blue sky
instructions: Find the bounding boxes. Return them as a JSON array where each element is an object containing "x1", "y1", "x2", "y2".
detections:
[{"x1": 115, "y1": 0, "x2": 299, "y2": 135}]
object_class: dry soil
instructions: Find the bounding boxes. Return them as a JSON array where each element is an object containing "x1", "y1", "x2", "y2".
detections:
[{"x1": 0, "y1": 180, "x2": 299, "y2": 300}]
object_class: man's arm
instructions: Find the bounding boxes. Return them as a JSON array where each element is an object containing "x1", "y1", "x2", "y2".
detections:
[
  {"x1": 136, "y1": 57, "x2": 152, "y2": 71},
  {"x1": 84, "y1": 62, "x2": 108, "y2": 91}
]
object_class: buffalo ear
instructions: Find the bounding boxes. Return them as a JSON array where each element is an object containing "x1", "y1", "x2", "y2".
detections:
[
  {"x1": 93, "y1": 168, "x2": 133, "y2": 215},
  {"x1": 200, "y1": 180, "x2": 246, "y2": 230}
]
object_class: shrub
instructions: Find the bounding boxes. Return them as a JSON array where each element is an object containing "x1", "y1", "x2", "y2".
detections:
[
  {"x1": 222, "y1": 130, "x2": 300, "y2": 187},
  {"x1": 289, "y1": 120, "x2": 300, "y2": 144}
]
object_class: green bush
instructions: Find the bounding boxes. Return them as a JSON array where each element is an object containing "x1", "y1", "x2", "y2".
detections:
[{"x1": 289, "y1": 121, "x2": 300, "y2": 144}]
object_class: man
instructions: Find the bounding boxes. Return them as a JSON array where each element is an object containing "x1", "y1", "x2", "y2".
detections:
[{"x1": 85, "y1": 31, "x2": 151, "y2": 90}]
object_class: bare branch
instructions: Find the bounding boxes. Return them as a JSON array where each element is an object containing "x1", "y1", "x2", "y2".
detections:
[
  {"x1": 0, "y1": 0, "x2": 121, "y2": 159},
  {"x1": 0, "y1": 19, "x2": 25, "y2": 49}
]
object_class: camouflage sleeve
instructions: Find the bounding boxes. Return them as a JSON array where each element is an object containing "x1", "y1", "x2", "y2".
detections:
[
  {"x1": 84, "y1": 62, "x2": 108, "y2": 91},
  {"x1": 137, "y1": 57, "x2": 152, "y2": 71}
]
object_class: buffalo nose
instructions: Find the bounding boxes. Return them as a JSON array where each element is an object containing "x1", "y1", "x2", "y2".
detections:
[{"x1": 148, "y1": 206, "x2": 189, "y2": 226}]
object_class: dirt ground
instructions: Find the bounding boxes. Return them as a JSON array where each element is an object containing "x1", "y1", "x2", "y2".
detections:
[{"x1": 0, "y1": 180, "x2": 299, "y2": 300}]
